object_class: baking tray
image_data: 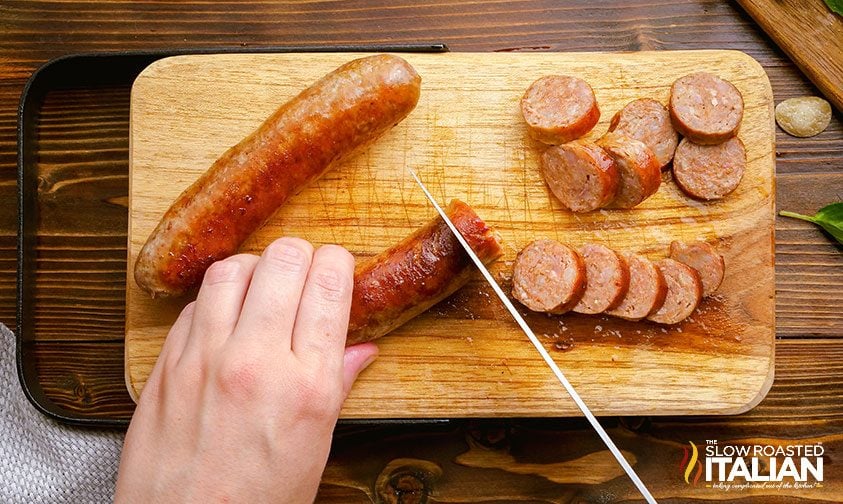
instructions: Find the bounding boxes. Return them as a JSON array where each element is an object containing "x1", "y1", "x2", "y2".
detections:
[{"x1": 16, "y1": 44, "x2": 449, "y2": 427}]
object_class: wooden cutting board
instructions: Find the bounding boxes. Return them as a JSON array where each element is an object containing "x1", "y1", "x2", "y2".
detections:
[
  {"x1": 126, "y1": 51, "x2": 775, "y2": 418},
  {"x1": 737, "y1": 0, "x2": 843, "y2": 112}
]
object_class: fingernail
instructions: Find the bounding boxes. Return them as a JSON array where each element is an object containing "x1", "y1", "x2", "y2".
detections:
[{"x1": 361, "y1": 354, "x2": 378, "y2": 371}]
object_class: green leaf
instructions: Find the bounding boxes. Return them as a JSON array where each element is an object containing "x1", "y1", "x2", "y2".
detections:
[
  {"x1": 780, "y1": 202, "x2": 843, "y2": 245},
  {"x1": 825, "y1": 0, "x2": 843, "y2": 16}
]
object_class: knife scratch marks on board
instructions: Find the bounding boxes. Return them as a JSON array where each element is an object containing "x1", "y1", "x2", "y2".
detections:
[
  {"x1": 315, "y1": 180, "x2": 338, "y2": 245},
  {"x1": 503, "y1": 188, "x2": 515, "y2": 245},
  {"x1": 365, "y1": 150, "x2": 387, "y2": 230},
  {"x1": 397, "y1": 174, "x2": 413, "y2": 231}
]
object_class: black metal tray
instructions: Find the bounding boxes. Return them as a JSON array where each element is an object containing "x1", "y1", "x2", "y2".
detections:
[{"x1": 17, "y1": 44, "x2": 448, "y2": 427}]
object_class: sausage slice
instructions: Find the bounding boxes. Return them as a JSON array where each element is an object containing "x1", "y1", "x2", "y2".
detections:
[
  {"x1": 647, "y1": 259, "x2": 702, "y2": 325},
  {"x1": 521, "y1": 75, "x2": 600, "y2": 145},
  {"x1": 672, "y1": 137, "x2": 746, "y2": 200},
  {"x1": 605, "y1": 254, "x2": 667, "y2": 320},
  {"x1": 511, "y1": 239, "x2": 586, "y2": 314},
  {"x1": 540, "y1": 141, "x2": 619, "y2": 212},
  {"x1": 669, "y1": 241, "x2": 725, "y2": 297},
  {"x1": 608, "y1": 98, "x2": 679, "y2": 169},
  {"x1": 596, "y1": 132, "x2": 661, "y2": 208},
  {"x1": 669, "y1": 72, "x2": 744, "y2": 145},
  {"x1": 572, "y1": 244, "x2": 630, "y2": 314}
]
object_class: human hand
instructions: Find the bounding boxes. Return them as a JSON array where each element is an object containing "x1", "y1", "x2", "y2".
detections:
[{"x1": 115, "y1": 238, "x2": 378, "y2": 503}]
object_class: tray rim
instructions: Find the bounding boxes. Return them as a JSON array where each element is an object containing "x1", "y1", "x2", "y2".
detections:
[{"x1": 16, "y1": 43, "x2": 449, "y2": 428}]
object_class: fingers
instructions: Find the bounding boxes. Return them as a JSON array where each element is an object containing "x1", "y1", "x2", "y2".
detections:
[
  {"x1": 179, "y1": 254, "x2": 259, "y2": 365},
  {"x1": 234, "y1": 237, "x2": 314, "y2": 353},
  {"x1": 144, "y1": 301, "x2": 195, "y2": 402},
  {"x1": 291, "y1": 245, "x2": 356, "y2": 369},
  {"x1": 341, "y1": 343, "x2": 378, "y2": 400},
  {"x1": 161, "y1": 301, "x2": 196, "y2": 368}
]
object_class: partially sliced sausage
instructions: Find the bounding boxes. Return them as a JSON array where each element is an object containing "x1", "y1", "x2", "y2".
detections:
[
  {"x1": 647, "y1": 259, "x2": 702, "y2": 325},
  {"x1": 511, "y1": 239, "x2": 586, "y2": 314},
  {"x1": 605, "y1": 254, "x2": 667, "y2": 321},
  {"x1": 669, "y1": 72, "x2": 744, "y2": 145},
  {"x1": 573, "y1": 244, "x2": 629, "y2": 314},
  {"x1": 669, "y1": 241, "x2": 725, "y2": 297},
  {"x1": 672, "y1": 137, "x2": 746, "y2": 200},
  {"x1": 521, "y1": 75, "x2": 600, "y2": 145},
  {"x1": 596, "y1": 132, "x2": 661, "y2": 208},
  {"x1": 540, "y1": 141, "x2": 619, "y2": 212},
  {"x1": 348, "y1": 199, "x2": 502, "y2": 345},
  {"x1": 608, "y1": 98, "x2": 679, "y2": 169}
]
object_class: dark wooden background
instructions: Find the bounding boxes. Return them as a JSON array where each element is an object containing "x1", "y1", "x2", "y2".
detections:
[{"x1": 1, "y1": 1, "x2": 841, "y2": 502}]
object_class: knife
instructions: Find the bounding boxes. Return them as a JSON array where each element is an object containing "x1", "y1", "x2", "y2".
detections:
[{"x1": 410, "y1": 170, "x2": 657, "y2": 504}]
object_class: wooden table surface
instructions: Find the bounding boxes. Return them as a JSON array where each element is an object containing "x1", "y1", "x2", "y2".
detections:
[{"x1": 1, "y1": 1, "x2": 840, "y2": 502}]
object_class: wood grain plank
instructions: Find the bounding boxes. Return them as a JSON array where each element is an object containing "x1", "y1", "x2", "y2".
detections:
[
  {"x1": 736, "y1": 0, "x2": 843, "y2": 112},
  {"x1": 775, "y1": 174, "x2": 843, "y2": 337},
  {"x1": 28, "y1": 341, "x2": 134, "y2": 419},
  {"x1": 21, "y1": 85, "x2": 131, "y2": 342}
]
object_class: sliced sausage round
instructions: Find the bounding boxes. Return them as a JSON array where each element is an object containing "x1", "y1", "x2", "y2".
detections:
[
  {"x1": 540, "y1": 141, "x2": 619, "y2": 212},
  {"x1": 672, "y1": 137, "x2": 745, "y2": 200},
  {"x1": 572, "y1": 244, "x2": 629, "y2": 314},
  {"x1": 511, "y1": 239, "x2": 586, "y2": 314},
  {"x1": 596, "y1": 132, "x2": 661, "y2": 208},
  {"x1": 521, "y1": 75, "x2": 600, "y2": 145},
  {"x1": 647, "y1": 259, "x2": 703, "y2": 325},
  {"x1": 608, "y1": 98, "x2": 679, "y2": 169},
  {"x1": 669, "y1": 72, "x2": 744, "y2": 145},
  {"x1": 669, "y1": 241, "x2": 725, "y2": 297},
  {"x1": 605, "y1": 254, "x2": 667, "y2": 321}
]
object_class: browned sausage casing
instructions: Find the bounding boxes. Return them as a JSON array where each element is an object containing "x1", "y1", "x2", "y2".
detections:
[
  {"x1": 135, "y1": 54, "x2": 422, "y2": 297},
  {"x1": 347, "y1": 199, "x2": 503, "y2": 345}
]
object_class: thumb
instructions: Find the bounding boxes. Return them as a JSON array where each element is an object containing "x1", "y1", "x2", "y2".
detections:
[{"x1": 341, "y1": 342, "x2": 379, "y2": 400}]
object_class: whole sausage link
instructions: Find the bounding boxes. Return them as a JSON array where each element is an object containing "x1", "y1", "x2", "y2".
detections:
[{"x1": 135, "y1": 54, "x2": 422, "y2": 297}]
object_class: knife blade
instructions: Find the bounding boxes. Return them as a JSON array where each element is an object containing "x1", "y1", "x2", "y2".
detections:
[{"x1": 410, "y1": 170, "x2": 657, "y2": 504}]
